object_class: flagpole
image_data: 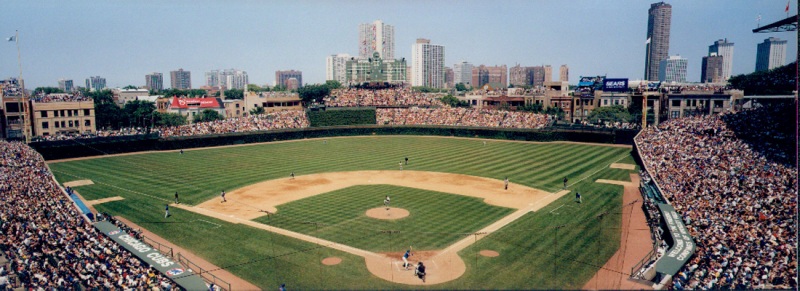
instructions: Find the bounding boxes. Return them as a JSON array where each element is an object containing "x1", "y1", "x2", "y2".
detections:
[{"x1": 14, "y1": 30, "x2": 31, "y2": 143}]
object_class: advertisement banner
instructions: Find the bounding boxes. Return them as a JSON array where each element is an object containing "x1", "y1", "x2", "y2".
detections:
[
  {"x1": 95, "y1": 221, "x2": 208, "y2": 290},
  {"x1": 603, "y1": 78, "x2": 629, "y2": 92},
  {"x1": 655, "y1": 203, "x2": 696, "y2": 275}
]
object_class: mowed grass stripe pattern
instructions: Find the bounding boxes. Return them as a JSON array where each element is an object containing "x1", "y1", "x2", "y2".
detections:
[
  {"x1": 254, "y1": 185, "x2": 514, "y2": 252},
  {"x1": 49, "y1": 136, "x2": 636, "y2": 289}
]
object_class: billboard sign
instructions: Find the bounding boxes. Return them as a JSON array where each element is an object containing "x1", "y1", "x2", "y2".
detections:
[{"x1": 603, "y1": 78, "x2": 629, "y2": 92}]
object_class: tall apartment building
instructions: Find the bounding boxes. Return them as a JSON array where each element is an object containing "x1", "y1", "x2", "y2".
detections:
[
  {"x1": 701, "y1": 54, "x2": 724, "y2": 83},
  {"x1": 359, "y1": 20, "x2": 394, "y2": 59},
  {"x1": 85, "y1": 76, "x2": 106, "y2": 92},
  {"x1": 708, "y1": 39, "x2": 734, "y2": 80},
  {"x1": 755, "y1": 37, "x2": 787, "y2": 72},
  {"x1": 509, "y1": 65, "x2": 529, "y2": 87},
  {"x1": 275, "y1": 70, "x2": 303, "y2": 89},
  {"x1": 326, "y1": 53, "x2": 352, "y2": 84},
  {"x1": 559, "y1": 65, "x2": 569, "y2": 82},
  {"x1": 453, "y1": 61, "x2": 473, "y2": 87},
  {"x1": 205, "y1": 69, "x2": 248, "y2": 90},
  {"x1": 145, "y1": 72, "x2": 163, "y2": 91},
  {"x1": 170, "y1": 69, "x2": 192, "y2": 89},
  {"x1": 411, "y1": 38, "x2": 445, "y2": 88},
  {"x1": 472, "y1": 65, "x2": 507, "y2": 89},
  {"x1": 58, "y1": 79, "x2": 74, "y2": 92},
  {"x1": 644, "y1": 2, "x2": 672, "y2": 81},
  {"x1": 444, "y1": 67, "x2": 454, "y2": 89},
  {"x1": 659, "y1": 55, "x2": 687, "y2": 83},
  {"x1": 544, "y1": 65, "x2": 552, "y2": 83}
]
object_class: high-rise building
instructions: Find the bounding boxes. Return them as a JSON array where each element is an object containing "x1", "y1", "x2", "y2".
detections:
[
  {"x1": 472, "y1": 65, "x2": 507, "y2": 88},
  {"x1": 659, "y1": 55, "x2": 687, "y2": 83},
  {"x1": 170, "y1": 69, "x2": 192, "y2": 89},
  {"x1": 275, "y1": 70, "x2": 303, "y2": 89},
  {"x1": 326, "y1": 53, "x2": 352, "y2": 84},
  {"x1": 58, "y1": 79, "x2": 74, "y2": 92},
  {"x1": 544, "y1": 65, "x2": 552, "y2": 83},
  {"x1": 359, "y1": 20, "x2": 394, "y2": 60},
  {"x1": 644, "y1": 2, "x2": 672, "y2": 81},
  {"x1": 701, "y1": 54, "x2": 724, "y2": 83},
  {"x1": 411, "y1": 38, "x2": 445, "y2": 88},
  {"x1": 345, "y1": 52, "x2": 406, "y2": 85},
  {"x1": 145, "y1": 72, "x2": 163, "y2": 91},
  {"x1": 453, "y1": 61, "x2": 473, "y2": 87},
  {"x1": 205, "y1": 69, "x2": 248, "y2": 90},
  {"x1": 85, "y1": 76, "x2": 106, "y2": 92},
  {"x1": 708, "y1": 39, "x2": 734, "y2": 80},
  {"x1": 755, "y1": 37, "x2": 787, "y2": 72},
  {"x1": 509, "y1": 65, "x2": 529, "y2": 87},
  {"x1": 559, "y1": 65, "x2": 569, "y2": 82},
  {"x1": 444, "y1": 67, "x2": 454, "y2": 89}
]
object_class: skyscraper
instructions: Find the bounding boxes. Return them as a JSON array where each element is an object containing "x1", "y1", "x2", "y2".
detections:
[
  {"x1": 170, "y1": 69, "x2": 192, "y2": 89},
  {"x1": 559, "y1": 65, "x2": 569, "y2": 82},
  {"x1": 444, "y1": 67, "x2": 454, "y2": 89},
  {"x1": 701, "y1": 54, "x2": 724, "y2": 83},
  {"x1": 205, "y1": 69, "x2": 248, "y2": 89},
  {"x1": 85, "y1": 76, "x2": 106, "y2": 92},
  {"x1": 659, "y1": 55, "x2": 687, "y2": 83},
  {"x1": 359, "y1": 20, "x2": 394, "y2": 60},
  {"x1": 58, "y1": 79, "x2": 73, "y2": 92},
  {"x1": 471, "y1": 65, "x2": 508, "y2": 88},
  {"x1": 326, "y1": 53, "x2": 352, "y2": 84},
  {"x1": 644, "y1": 2, "x2": 672, "y2": 81},
  {"x1": 275, "y1": 70, "x2": 303, "y2": 88},
  {"x1": 708, "y1": 39, "x2": 734, "y2": 80},
  {"x1": 145, "y1": 72, "x2": 163, "y2": 91},
  {"x1": 543, "y1": 65, "x2": 552, "y2": 83},
  {"x1": 453, "y1": 61, "x2": 473, "y2": 87},
  {"x1": 411, "y1": 38, "x2": 445, "y2": 88},
  {"x1": 755, "y1": 37, "x2": 787, "y2": 72}
]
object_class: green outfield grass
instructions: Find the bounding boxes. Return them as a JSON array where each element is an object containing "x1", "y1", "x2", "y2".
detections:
[
  {"x1": 255, "y1": 185, "x2": 515, "y2": 252},
  {"x1": 49, "y1": 136, "x2": 637, "y2": 289}
]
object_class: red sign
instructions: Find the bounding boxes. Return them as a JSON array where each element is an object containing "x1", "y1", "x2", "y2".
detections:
[{"x1": 170, "y1": 98, "x2": 220, "y2": 109}]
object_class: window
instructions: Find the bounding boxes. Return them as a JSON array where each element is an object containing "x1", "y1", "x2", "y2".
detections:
[
  {"x1": 68, "y1": 120, "x2": 73, "y2": 127},
  {"x1": 84, "y1": 120, "x2": 91, "y2": 126},
  {"x1": 42, "y1": 122, "x2": 49, "y2": 129},
  {"x1": 614, "y1": 100, "x2": 619, "y2": 105},
  {"x1": 73, "y1": 110, "x2": 78, "y2": 116},
  {"x1": 84, "y1": 109, "x2": 90, "y2": 116},
  {"x1": 54, "y1": 110, "x2": 59, "y2": 117},
  {"x1": 54, "y1": 122, "x2": 60, "y2": 128},
  {"x1": 60, "y1": 121, "x2": 65, "y2": 128},
  {"x1": 575, "y1": 100, "x2": 579, "y2": 105},
  {"x1": 41, "y1": 111, "x2": 48, "y2": 118},
  {"x1": 671, "y1": 111, "x2": 680, "y2": 118},
  {"x1": 62, "y1": 110, "x2": 67, "y2": 117},
  {"x1": 672, "y1": 100, "x2": 680, "y2": 107},
  {"x1": 603, "y1": 99, "x2": 608, "y2": 105}
]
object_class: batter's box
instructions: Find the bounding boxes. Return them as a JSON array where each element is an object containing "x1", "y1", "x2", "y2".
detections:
[{"x1": 549, "y1": 203, "x2": 576, "y2": 215}]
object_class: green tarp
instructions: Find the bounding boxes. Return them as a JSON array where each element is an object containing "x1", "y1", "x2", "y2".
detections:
[
  {"x1": 95, "y1": 221, "x2": 208, "y2": 290},
  {"x1": 655, "y1": 203, "x2": 696, "y2": 275}
]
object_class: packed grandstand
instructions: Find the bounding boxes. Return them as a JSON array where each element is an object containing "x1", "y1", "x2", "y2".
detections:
[{"x1": 635, "y1": 103, "x2": 797, "y2": 290}]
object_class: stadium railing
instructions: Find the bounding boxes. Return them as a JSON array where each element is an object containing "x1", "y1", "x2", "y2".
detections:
[
  {"x1": 176, "y1": 253, "x2": 232, "y2": 291},
  {"x1": 141, "y1": 234, "x2": 175, "y2": 258}
]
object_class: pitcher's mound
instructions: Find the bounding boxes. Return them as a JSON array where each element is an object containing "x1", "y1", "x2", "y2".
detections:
[
  {"x1": 479, "y1": 250, "x2": 500, "y2": 257},
  {"x1": 366, "y1": 207, "x2": 409, "y2": 220},
  {"x1": 322, "y1": 257, "x2": 342, "y2": 265}
]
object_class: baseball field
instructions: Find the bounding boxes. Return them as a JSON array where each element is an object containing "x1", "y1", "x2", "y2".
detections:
[{"x1": 49, "y1": 136, "x2": 639, "y2": 289}]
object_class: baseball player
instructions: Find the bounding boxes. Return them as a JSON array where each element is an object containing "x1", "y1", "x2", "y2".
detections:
[
  {"x1": 174, "y1": 191, "x2": 179, "y2": 204},
  {"x1": 221, "y1": 190, "x2": 226, "y2": 203},
  {"x1": 402, "y1": 249, "x2": 413, "y2": 270},
  {"x1": 179, "y1": 149, "x2": 184, "y2": 155},
  {"x1": 164, "y1": 204, "x2": 170, "y2": 218},
  {"x1": 291, "y1": 172, "x2": 295, "y2": 179},
  {"x1": 405, "y1": 156, "x2": 408, "y2": 165},
  {"x1": 399, "y1": 162, "x2": 403, "y2": 171},
  {"x1": 563, "y1": 177, "x2": 568, "y2": 189},
  {"x1": 504, "y1": 177, "x2": 509, "y2": 190},
  {"x1": 384, "y1": 196, "x2": 391, "y2": 210},
  {"x1": 575, "y1": 192, "x2": 582, "y2": 203}
]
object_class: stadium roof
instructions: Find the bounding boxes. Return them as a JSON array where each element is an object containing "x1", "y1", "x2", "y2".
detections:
[{"x1": 752, "y1": 15, "x2": 798, "y2": 33}]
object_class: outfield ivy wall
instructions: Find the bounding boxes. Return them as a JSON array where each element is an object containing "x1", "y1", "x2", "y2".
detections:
[
  {"x1": 31, "y1": 126, "x2": 637, "y2": 160},
  {"x1": 307, "y1": 109, "x2": 377, "y2": 127}
]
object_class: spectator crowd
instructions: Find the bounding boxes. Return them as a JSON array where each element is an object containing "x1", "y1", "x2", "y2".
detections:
[
  {"x1": 0, "y1": 141, "x2": 179, "y2": 290},
  {"x1": 377, "y1": 107, "x2": 549, "y2": 129},
  {"x1": 324, "y1": 88, "x2": 445, "y2": 107},
  {"x1": 31, "y1": 94, "x2": 91, "y2": 103},
  {"x1": 635, "y1": 105, "x2": 797, "y2": 290},
  {"x1": 157, "y1": 110, "x2": 309, "y2": 138}
]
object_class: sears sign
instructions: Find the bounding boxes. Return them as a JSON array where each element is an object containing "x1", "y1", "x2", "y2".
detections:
[{"x1": 602, "y1": 78, "x2": 629, "y2": 92}]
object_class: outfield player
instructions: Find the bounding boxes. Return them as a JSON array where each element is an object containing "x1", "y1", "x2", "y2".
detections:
[
  {"x1": 399, "y1": 162, "x2": 403, "y2": 171},
  {"x1": 405, "y1": 156, "x2": 408, "y2": 165},
  {"x1": 384, "y1": 195, "x2": 391, "y2": 210},
  {"x1": 504, "y1": 177, "x2": 509, "y2": 190},
  {"x1": 575, "y1": 192, "x2": 582, "y2": 203},
  {"x1": 174, "y1": 191, "x2": 179, "y2": 204},
  {"x1": 563, "y1": 177, "x2": 568, "y2": 189},
  {"x1": 164, "y1": 204, "x2": 170, "y2": 218},
  {"x1": 402, "y1": 249, "x2": 412, "y2": 270},
  {"x1": 221, "y1": 190, "x2": 226, "y2": 203}
]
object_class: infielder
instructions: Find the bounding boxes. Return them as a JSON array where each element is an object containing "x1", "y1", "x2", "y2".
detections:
[
  {"x1": 164, "y1": 204, "x2": 170, "y2": 218},
  {"x1": 415, "y1": 262, "x2": 426, "y2": 282},
  {"x1": 221, "y1": 190, "x2": 226, "y2": 203},
  {"x1": 563, "y1": 177, "x2": 568, "y2": 189},
  {"x1": 399, "y1": 162, "x2": 403, "y2": 171},
  {"x1": 504, "y1": 177, "x2": 509, "y2": 190},
  {"x1": 402, "y1": 249, "x2": 412, "y2": 270},
  {"x1": 384, "y1": 195, "x2": 391, "y2": 210}
]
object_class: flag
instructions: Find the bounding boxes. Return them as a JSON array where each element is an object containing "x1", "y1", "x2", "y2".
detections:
[
  {"x1": 645, "y1": 37, "x2": 651, "y2": 45},
  {"x1": 757, "y1": 14, "x2": 761, "y2": 22},
  {"x1": 786, "y1": 0, "x2": 790, "y2": 13},
  {"x1": 6, "y1": 35, "x2": 14, "y2": 42}
]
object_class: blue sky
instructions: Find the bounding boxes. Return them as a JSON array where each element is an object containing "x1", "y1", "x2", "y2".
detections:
[{"x1": 0, "y1": 0, "x2": 796, "y2": 89}]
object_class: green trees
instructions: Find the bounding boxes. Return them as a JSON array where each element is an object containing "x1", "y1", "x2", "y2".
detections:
[
  {"x1": 155, "y1": 113, "x2": 187, "y2": 127},
  {"x1": 586, "y1": 105, "x2": 631, "y2": 124},
  {"x1": 250, "y1": 106, "x2": 265, "y2": 115},
  {"x1": 33, "y1": 87, "x2": 65, "y2": 95},
  {"x1": 193, "y1": 109, "x2": 224, "y2": 123},
  {"x1": 454, "y1": 83, "x2": 469, "y2": 92},
  {"x1": 518, "y1": 103, "x2": 544, "y2": 113},
  {"x1": 219, "y1": 89, "x2": 244, "y2": 99},
  {"x1": 298, "y1": 81, "x2": 344, "y2": 106},
  {"x1": 439, "y1": 95, "x2": 470, "y2": 108}
]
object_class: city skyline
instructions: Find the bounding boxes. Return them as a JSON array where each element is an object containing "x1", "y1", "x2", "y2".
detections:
[{"x1": 0, "y1": 0, "x2": 796, "y2": 89}]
